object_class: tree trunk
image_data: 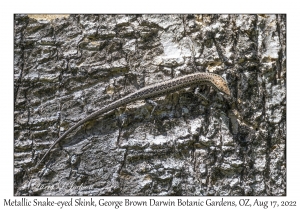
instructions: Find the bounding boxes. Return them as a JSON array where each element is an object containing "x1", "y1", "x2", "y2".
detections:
[{"x1": 14, "y1": 14, "x2": 286, "y2": 196}]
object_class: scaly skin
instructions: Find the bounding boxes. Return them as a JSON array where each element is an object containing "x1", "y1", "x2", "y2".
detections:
[{"x1": 36, "y1": 72, "x2": 230, "y2": 167}]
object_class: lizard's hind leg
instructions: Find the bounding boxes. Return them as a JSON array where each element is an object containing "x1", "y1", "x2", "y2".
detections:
[{"x1": 145, "y1": 99, "x2": 158, "y2": 117}]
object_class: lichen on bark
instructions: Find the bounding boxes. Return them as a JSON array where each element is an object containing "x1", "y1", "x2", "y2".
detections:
[{"x1": 14, "y1": 14, "x2": 286, "y2": 196}]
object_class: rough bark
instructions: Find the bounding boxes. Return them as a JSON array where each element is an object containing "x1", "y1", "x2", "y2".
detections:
[{"x1": 14, "y1": 14, "x2": 286, "y2": 196}]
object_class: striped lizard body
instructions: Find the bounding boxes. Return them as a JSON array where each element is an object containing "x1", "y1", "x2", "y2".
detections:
[{"x1": 36, "y1": 72, "x2": 230, "y2": 167}]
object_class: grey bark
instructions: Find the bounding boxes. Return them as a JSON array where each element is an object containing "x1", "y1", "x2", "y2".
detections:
[{"x1": 14, "y1": 14, "x2": 286, "y2": 196}]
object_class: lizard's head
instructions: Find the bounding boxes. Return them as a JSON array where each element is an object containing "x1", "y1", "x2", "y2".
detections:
[{"x1": 211, "y1": 75, "x2": 231, "y2": 96}]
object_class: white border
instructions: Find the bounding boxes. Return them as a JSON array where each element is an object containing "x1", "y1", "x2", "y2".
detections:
[{"x1": 2, "y1": 0, "x2": 298, "y2": 209}]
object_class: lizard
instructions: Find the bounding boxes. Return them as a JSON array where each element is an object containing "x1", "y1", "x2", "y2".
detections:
[{"x1": 35, "y1": 72, "x2": 231, "y2": 168}]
